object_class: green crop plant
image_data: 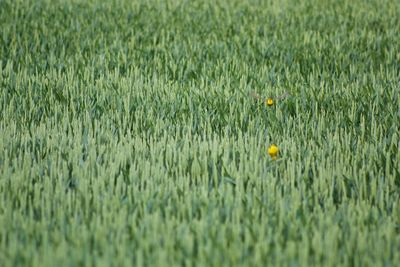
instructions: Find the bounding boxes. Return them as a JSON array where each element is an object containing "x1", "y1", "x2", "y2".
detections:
[{"x1": 0, "y1": 0, "x2": 399, "y2": 266}]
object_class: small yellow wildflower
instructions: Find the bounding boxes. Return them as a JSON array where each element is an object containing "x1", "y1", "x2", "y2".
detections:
[
  {"x1": 268, "y1": 144, "x2": 279, "y2": 160},
  {"x1": 266, "y1": 98, "x2": 274, "y2": 107}
]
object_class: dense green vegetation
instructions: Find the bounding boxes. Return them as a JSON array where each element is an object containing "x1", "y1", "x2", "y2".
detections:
[{"x1": 1, "y1": 0, "x2": 399, "y2": 266}]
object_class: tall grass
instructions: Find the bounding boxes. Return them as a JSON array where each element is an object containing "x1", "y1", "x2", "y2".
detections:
[{"x1": 0, "y1": 0, "x2": 399, "y2": 266}]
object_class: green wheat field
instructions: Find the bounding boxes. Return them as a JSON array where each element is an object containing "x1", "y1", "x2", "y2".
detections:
[{"x1": 1, "y1": 0, "x2": 399, "y2": 266}]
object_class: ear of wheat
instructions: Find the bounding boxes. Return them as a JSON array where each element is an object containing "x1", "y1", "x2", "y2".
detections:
[{"x1": 249, "y1": 91, "x2": 290, "y2": 102}]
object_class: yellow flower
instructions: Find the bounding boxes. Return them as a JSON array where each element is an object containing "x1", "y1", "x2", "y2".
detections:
[
  {"x1": 266, "y1": 98, "x2": 274, "y2": 107},
  {"x1": 268, "y1": 144, "x2": 279, "y2": 160}
]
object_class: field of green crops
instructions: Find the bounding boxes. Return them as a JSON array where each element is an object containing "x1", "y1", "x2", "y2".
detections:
[{"x1": 1, "y1": 0, "x2": 399, "y2": 266}]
